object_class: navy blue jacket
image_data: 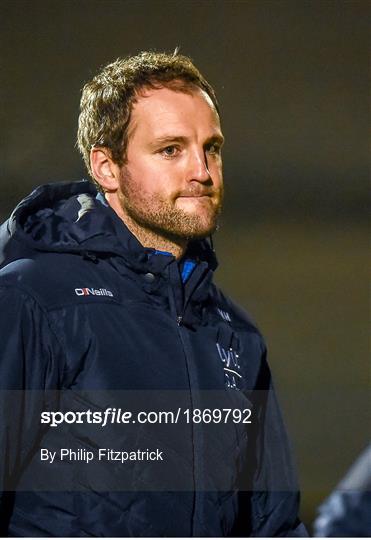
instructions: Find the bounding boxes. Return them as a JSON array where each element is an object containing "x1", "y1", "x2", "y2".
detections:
[{"x1": 0, "y1": 181, "x2": 306, "y2": 536}]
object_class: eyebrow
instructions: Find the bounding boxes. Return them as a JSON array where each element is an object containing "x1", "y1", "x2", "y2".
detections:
[{"x1": 150, "y1": 133, "x2": 225, "y2": 147}]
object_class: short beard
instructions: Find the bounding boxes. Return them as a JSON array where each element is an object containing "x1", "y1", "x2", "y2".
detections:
[{"x1": 118, "y1": 167, "x2": 223, "y2": 242}]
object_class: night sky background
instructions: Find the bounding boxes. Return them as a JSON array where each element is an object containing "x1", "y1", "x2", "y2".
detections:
[{"x1": 1, "y1": 0, "x2": 369, "y2": 531}]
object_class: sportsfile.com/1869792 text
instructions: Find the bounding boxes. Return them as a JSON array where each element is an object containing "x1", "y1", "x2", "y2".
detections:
[{"x1": 40, "y1": 407, "x2": 253, "y2": 427}]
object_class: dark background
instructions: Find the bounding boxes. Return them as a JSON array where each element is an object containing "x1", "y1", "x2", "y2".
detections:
[{"x1": 1, "y1": 0, "x2": 369, "y2": 532}]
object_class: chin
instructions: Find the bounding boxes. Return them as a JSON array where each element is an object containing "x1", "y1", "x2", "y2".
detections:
[{"x1": 179, "y1": 218, "x2": 218, "y2": 240}]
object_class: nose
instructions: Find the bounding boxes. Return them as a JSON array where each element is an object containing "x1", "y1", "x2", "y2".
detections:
[{"x1": 187, "y1": 148, "x2": 211, "y2": 183}]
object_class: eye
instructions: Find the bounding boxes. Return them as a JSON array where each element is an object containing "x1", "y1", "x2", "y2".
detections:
[
  {"x1": 161, "y1": 145, "x2": 179, "y2": 158},
  {"x1": 206, "y1": 143, "x2": 221, "y2": 155}
]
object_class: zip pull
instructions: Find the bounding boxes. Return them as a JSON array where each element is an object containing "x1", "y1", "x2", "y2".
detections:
[{"x1": 176, "y1": 316, "x2": 183, "y2": 326}]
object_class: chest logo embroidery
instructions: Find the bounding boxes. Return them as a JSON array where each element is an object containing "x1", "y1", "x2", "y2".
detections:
[
  {"x1": 216, "y1": 343, "x2": 242, "y2": 390},
  {"x1": 217, "y1": 308, "x2": 232, "y2": 322},
  {"x1": 75, "y1": 287, "x2": 113, "y2": 297}
]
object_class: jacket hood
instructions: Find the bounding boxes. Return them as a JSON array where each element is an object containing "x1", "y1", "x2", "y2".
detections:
[{"x1": 0, "y1": 180, "x2": 218, "y2": 272}]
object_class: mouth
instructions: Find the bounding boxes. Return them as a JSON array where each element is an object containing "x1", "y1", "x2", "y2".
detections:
[
  {"x1": 178, "y1": 192, "x2": 213, "y2": 199},
  {"x1": 179, "y1": 195, "x2": 210, "y2": 199}
]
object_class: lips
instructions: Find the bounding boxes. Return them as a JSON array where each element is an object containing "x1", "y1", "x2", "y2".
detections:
[
  {"x1": 179, "y1": 195, "x2": 210, "y2": 198},
  {"x1": 178, "y1": 191, "x2": 213, "y2": 198}
]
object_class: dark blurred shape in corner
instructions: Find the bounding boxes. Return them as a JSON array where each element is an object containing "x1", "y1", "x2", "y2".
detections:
[{"x1": 313, "y1": 444, "x2": 371, "y2": 537}]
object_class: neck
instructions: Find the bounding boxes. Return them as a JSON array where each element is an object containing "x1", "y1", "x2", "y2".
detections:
[
  {"x1": 121, "y1": 213, "x2": 188, "y2": 259},
  {"x1": 106, "y1": 193, "x2": 187, "y2": 260}
]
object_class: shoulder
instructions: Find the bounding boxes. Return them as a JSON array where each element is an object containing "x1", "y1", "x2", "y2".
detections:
[
  {"x1": 0, "y1": 273, "x2": 65, "y2": 390},
  {"x1": 0, "y1": 251, "x2": 114, "y2": 309},
  {"x1": 209, "y1": 283, "x2": 264, "y2": 339}
]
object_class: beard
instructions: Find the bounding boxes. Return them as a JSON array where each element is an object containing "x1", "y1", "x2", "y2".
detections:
[{"x1": 118, "y1": 167, "x2": 223, "y2": 241}]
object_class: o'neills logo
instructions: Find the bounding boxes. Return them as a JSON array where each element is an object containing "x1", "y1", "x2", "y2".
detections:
[{"x1": 75, "y1": 287, "x2": 113, "y2": 297}]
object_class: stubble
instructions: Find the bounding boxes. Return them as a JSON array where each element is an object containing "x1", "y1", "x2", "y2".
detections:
[{"x1": 118, "y1": 166, "x2": 223, "y2": 243}]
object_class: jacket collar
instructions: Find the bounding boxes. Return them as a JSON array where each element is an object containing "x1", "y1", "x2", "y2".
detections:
[{"x1": 1, "y1": 180, "x2": 218, "y2": 276}]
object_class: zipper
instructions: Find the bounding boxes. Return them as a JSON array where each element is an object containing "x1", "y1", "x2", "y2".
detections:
[
  {"x1": 175, "y1": 317, "x2": 198, "y2": 536},
  {"x1": 167, "y1": 267, "x2": 197, "y2": 535}
]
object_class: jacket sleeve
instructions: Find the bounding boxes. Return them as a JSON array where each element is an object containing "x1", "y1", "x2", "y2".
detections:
[
  {"x1": 233, "y1": 349, "x2": 308, "y2": 537},
  {"x1": 0, "y1": 285, "x2": 63, "y2": 534},
  {"x1": 253, "y1": 376, "x2": 307, "y2": 535}
]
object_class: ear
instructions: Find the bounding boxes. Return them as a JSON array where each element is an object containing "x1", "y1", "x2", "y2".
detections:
[{"x1": 90, "y1": 147, "x2": 121, "y2": 191}]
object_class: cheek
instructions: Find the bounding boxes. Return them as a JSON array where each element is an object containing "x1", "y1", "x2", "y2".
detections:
[
  {"x1": 123, "y1": 164, "x2": 157, "y2": 195},
  {"x1": 126, "y1": 156, "x2": 184, "y2": 199},
  {"x1": 212, "y1": 169, "x2": 223, "y2": 191},
  {"x1": 208, "y1": 158, "x2": 223, "y2": 178},
  {"x1": 130, "y1": 173, "x2": 174, "y2": 202}
]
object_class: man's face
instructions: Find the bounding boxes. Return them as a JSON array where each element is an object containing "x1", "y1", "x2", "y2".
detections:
[{"x1": 117, "y1": 85, "x2": 224, "y2": 241}]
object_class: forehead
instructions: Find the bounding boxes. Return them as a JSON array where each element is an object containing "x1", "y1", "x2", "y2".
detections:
[{"x1": 129, "y1": 86, "x2": 222, "y2": 138}]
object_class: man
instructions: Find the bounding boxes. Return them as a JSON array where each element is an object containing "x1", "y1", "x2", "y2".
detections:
[{"x1": 0, "y1": 51, "x2": 306, "y2": 536}]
